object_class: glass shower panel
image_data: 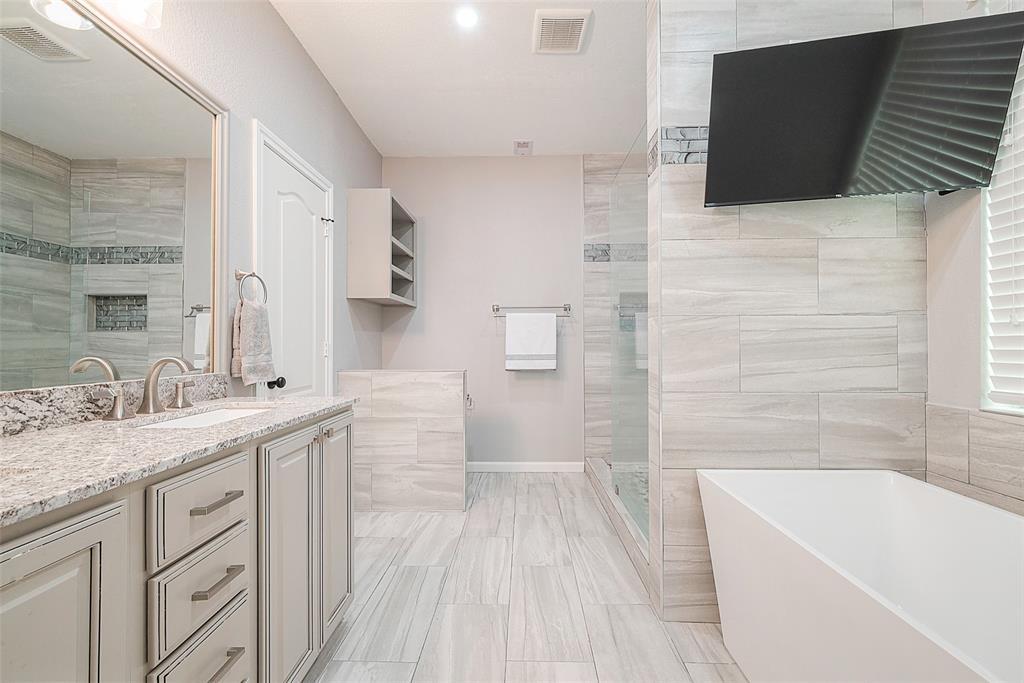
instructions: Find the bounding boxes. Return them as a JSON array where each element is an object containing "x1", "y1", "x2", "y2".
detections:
[{"x1": 609, "y1": 127, "x2": 649, "y2": 540}]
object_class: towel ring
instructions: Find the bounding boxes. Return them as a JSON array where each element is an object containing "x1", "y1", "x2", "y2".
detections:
[{"x1": 235, "y1": 270, "x2": 269, "y2": 304}]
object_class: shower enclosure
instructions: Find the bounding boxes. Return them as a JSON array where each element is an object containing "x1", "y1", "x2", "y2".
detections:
[{"x1": 608, "y1": 127, "x2": 649, "y2": 540}]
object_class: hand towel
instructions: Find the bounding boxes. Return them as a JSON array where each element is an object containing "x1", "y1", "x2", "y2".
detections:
[
  {"x1": 505, "y1": 312, "x2": 556, "y2": 370},
  {"x1": 193, "y1": 311, "x2": 211, "y2": 369},
  {"x1": 239, "y1": 299, "x2": 276, "y2": 386},
  {"x1": 634, "y1": 311, "x2": 649, "y2": 370},
  {"x1": 230, "y1": 301, "x2": 243, "y2": 379}
]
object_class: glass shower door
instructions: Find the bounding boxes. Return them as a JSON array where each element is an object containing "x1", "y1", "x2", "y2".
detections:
[{"x1": 609, "y1": 127, "x2": 649, "y2": 540}]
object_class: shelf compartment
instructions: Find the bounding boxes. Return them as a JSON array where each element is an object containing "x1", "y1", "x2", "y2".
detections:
[
  {"x1": 390, "y1": 236, "x2": 414, "y2": 258},
  {"x1": 390, "y1": 264, "x2": 413, "y2": 282}
]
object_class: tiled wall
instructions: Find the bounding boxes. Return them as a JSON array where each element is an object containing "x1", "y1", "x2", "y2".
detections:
[
  {"x1": 338, "y1": 370, "x2": 467, "y2": 512},
  {"x1": 646, "y1": 0, "x2": 931, "y2": 623},
  {"x1": 0, "y1": 133, "x2": 72, "y2": 389},
  {"x1": 0, "y1": 133, "x2": 188, "y2": 388},
  {"x1": 926, "y1": 405, "x2": 1024, "y2": 516}
]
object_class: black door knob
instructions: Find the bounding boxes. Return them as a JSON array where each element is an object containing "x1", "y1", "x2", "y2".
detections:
[{"x1": 267, "y1": 377, "x2": 286, "y2": 390}]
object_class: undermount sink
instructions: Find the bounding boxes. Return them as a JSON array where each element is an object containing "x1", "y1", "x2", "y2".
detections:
[{"x1": 138, "y1": 408, "x2": 269, "y2": 429}]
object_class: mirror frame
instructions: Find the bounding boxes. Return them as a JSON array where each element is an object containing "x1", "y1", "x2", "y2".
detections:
[{"x1": 32, "y1": 0, "x2": 229, "y2": 381}]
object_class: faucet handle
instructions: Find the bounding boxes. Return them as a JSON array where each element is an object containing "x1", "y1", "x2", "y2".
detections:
[{"x1": 170, "y1": 380, "x2": 196, "y2": 410}]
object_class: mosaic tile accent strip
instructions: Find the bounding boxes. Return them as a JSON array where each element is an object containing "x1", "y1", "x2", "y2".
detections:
[
  {"x1": 661, "y1": 126, "x2": 709, "y2": 165},
  {"x1": 0, "y1": 232, "x2": 183, "y2": 265},
  {"x1": 0, "y1": 372, "x2": 229, "y2": 437},
  {"x1": 92, "y1": 295, "x2": 147, "y2": 331},
  {"x1": 0, "y1": 231, "x2": 71, "y2": 263},
  {"x1": 583, "y1": 243, "x2": 648, "y2": 263}
]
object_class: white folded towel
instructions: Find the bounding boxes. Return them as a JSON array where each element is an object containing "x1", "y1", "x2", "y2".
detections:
[
  {"x1": 232, "y1": 299, "x2": 276, "y2": 386},
  {"x1": 634, "y1": 312, "x2": 648, "y2": 370},
  {"x1": 192, "y1": 311, "x2": 211, "y2": 370},
  {"x1": 505, "y1": 312, "x2": 556, "y2": 371}
]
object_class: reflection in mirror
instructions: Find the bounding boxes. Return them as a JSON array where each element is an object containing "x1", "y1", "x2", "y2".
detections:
[{"x1": 0, "y1": 0, "x2": 215, "y2": 390}]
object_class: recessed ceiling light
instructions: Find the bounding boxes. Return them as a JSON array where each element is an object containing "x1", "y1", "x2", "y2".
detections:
[
  {"x1": 29, "y1": 0, "x2": 93, "y2": 30},
  {"x1": 455, "y1": 6, "x2": 478, "y2": 29}
]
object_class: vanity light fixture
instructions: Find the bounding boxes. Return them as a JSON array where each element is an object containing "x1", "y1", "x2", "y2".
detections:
[
  {"x1": 455, "y1": 6, "x2": 478, "y2": 29},
  {"x1": 29, "y1": 0, "x2": 93, "y2": 31},
  {"x1": 112, "y1": 0, "x2": 163, "y2": 29}
]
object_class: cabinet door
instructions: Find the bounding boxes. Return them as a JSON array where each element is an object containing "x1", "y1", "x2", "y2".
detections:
[
  {"x1": 259, "y1": 428, "x2": 319, "y2": 682},
  {"x1": 0, "y1": 501, "x2": 128, "y2": 682},
  {"x1": 319, "y1": 416, "x2": 352, "y2": 643}
]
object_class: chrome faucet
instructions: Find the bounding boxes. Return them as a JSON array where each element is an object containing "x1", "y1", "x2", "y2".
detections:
[
  {"x1": 70, "y1": 356, "x2": 133, "y2": 421},
  {"x1": 138, "y1": 357, "x2": 196, "y2": 415}
]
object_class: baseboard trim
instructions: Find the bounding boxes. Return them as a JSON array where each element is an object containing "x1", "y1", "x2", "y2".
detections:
[{"x1": 467, "y1": 461, "x2": 584, "y2": 473}]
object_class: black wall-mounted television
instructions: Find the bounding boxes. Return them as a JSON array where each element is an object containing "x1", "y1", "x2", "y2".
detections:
[{"x1": 704, "y1": 13, "x2": 1024, "y2": 208}]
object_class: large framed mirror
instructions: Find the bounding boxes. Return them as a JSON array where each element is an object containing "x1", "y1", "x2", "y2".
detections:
[{"x1": 0, "y1": 0, "x2": 224, "y2": 390}]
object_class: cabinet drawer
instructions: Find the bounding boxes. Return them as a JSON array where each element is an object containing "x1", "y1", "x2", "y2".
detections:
[
  {"x1": 148, "y1": 592, "x2": 250, "y2": 683},
  {"x1": 148, "y1": 522, "x2": 249, "y2": 663},
  {"x1": 148, "y1": 452, "x2": 249, "y2": 572}
]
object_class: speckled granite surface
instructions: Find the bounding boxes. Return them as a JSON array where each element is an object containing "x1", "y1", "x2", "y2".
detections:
[
  {"x1": 1, "y1": 372, "x2": 230, "y2": 436},
  {"x1": 0, "y1": 396, "x2": 355, "y2": 528}
]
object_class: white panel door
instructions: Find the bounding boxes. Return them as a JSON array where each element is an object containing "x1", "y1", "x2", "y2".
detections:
[{"x1": 256, "y1": 125, "x2": 332, "y2": 398}]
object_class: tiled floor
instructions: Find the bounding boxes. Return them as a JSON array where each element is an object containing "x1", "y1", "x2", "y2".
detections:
[{"x1": 321, "y1": 472, "x2": 747, "y2": 683}]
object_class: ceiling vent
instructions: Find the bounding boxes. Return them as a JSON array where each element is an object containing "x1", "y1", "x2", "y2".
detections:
[
  {"x1": 533, "y1": 9, "x2": 591, "y2": 54},
  {"x1": 0, "y1": 19, "x2": 87, "y2": 62}
]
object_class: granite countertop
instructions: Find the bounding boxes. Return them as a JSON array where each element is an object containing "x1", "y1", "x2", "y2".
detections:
[{"x1": 0, "y1": 396, "x2": 356, "y2": 529}]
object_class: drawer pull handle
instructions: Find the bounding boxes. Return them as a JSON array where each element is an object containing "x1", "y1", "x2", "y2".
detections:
[
  {"x1": 207, "y1": 646, "x2": 245, "y2": 683},
  {"x1": 191, "y1": 564, "x2": 245, "y2": 601},
  {"x1": 190, "y1": 490, "x2": 244, "y2": 516}
]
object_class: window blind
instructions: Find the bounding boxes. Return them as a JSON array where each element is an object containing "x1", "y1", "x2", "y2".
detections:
[{"x1": 984, "y1": 63, "x2": 1024, "y2": 410}]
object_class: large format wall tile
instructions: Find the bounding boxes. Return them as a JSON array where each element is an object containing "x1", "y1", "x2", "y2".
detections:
[
  {"x1": 968, "y1": 413, "x2": 1024, "y2": 500},
  {"x1": 353, "y1": 417, "x2": 418, "y2": 464},
  {"x1": 661, "y1": 469, "x2": 709, "y2": 546},
  {"x1": 418, "y1": 417, "x2": 465, "y2": 462},
  {"x1": 736, "y1": 0, "x2": 894, "y2": 49},
  {"x1": 662, "y1": 239, "x2": 818, "y2": 314},
  {"x1": 659, "y1": 317, "x2": 741, "y2": 393},
  {"x1": 661, "y1": 546, "x2": 720, "y2": 622},
  {"x1": 925, "y1": 404, "x2": 969, "y2": 482},
  {"x1": 372, "y1": 463, "x2": 465, "y2": 511},
  {"x1": 739, "y1": 315, "x2": 898, "y2": 392},
  {"x1": 819, "y1": 393, "x2": 925, "y2": 469},
  {"x1": 661, "y1": 0, "x2": 737, "y2": 52},
  {"x1": 897, "y1": 313, "x2": 927, "y2": 392},
  {"x1": 337, "y1": 370, "x2": 372, "y2": 416},
  {"x1": 372, "y1": 371, "x2": 465, "y2": 417},
  {"x1": 662, "y1": 393, "x2": 819, "y2": 468},
  {"x1": 739, "y1": 195, "x2": 897, "y2": 238},
  {"x1": 661, "y1": 165, "x2": 739, "y2": 240},
  {"x1": 661, "y1": 52, "x2": 714, "y2": 126},
  {"x1": 818, "y1": 238, "x2": 926, "y2": 314}
]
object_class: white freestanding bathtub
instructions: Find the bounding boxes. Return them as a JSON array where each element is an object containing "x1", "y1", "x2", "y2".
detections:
[{"x1": 697, "y1": 470, "x2": 1024, "y2": 683}]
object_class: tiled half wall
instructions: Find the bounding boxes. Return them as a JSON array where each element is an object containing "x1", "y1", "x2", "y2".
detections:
[{"x1": 338, "y1": 370, "x2": 467, "y2": 512}]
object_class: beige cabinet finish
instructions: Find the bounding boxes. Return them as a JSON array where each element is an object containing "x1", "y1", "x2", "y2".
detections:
[
  {"x1": 259, "y1": 426, "x2": 320, "y2": 682},
  {"x1": 319, "y1": 416, "x2": 352, "y2": 642},
  {"x1": 147, "y1": 593, "x2": 250, "y2": 683},
  {"x1": 147, "y1": 451, "x2": 249, "y2": 571},
  {"x1": 147, "y1": 521, "x2": 249, "y2": 662},
  {"x1": 347, "y1": 188, "x2": 417, "y2": 306},
  {"x1": 0, "y1": 501, "x2": 128, "y2": 682},
  {"x1": 258, "y1": 413, "x2": 354, "y2": 682}
]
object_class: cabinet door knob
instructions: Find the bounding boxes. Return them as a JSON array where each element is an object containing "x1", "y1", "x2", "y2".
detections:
[
  {"x1": 267, "y1": 376, "x2": 287, "y2": 389},
  {"x1": 325, "y1": 427, "x2": 335, "y2": 438}
]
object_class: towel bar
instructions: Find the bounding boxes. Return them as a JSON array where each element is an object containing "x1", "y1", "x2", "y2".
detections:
[{"x1": 492, "y1": 304, "x2": 572, "y2": 317}]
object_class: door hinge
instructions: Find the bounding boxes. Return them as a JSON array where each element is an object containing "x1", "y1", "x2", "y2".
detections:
[
  {"x1": 321, "y1": 217, "x2": 334, "y2": 237},
  {"x1": 323, "y1": 340, "x2": 329, "y2": 358}
]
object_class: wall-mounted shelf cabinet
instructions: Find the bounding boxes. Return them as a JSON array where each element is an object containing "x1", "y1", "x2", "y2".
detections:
[{"x1": 347, "y1": 188, "x2": 416, "y2": 307}]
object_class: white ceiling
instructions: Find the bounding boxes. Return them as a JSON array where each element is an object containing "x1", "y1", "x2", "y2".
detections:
[
  {"x1": 0, "y1": 0, "x2": 212, "y2": 159},
  {"x1": 271, "y1": 0, "x2": 647, "y2": 157}
]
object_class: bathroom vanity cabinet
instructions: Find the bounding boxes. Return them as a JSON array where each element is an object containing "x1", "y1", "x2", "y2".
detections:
[{"x1": 0, "y1": 401, "x2": 354, "y2": 683}]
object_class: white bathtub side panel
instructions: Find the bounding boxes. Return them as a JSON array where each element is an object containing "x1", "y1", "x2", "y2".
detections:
[{"x1": 698, "y1": 476, "x2": 984, "y2": 683}]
